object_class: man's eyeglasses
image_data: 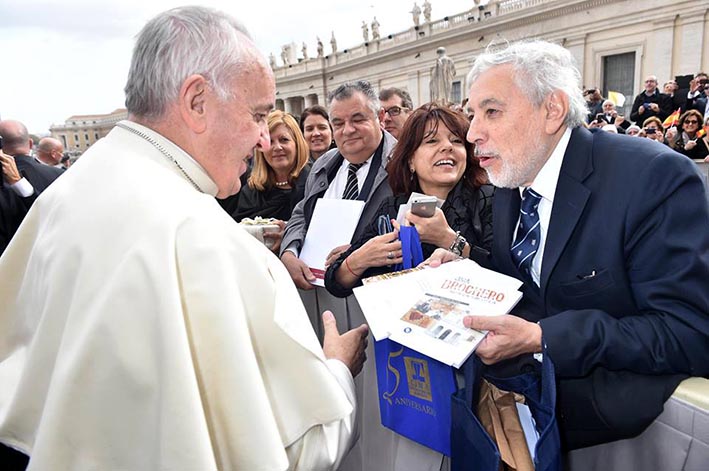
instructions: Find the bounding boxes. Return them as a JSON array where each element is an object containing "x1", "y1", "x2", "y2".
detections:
[{"x1": 382, "y1": 106, "x2": 408, "y2": 117}]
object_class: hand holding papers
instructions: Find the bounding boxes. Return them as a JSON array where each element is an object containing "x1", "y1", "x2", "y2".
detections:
[
  {"x1": 300, "y1": 198, "x2": 365, "y2": 287},
  {"x1": 354, "y1": 259, "x2": 523, "y2": 368}
]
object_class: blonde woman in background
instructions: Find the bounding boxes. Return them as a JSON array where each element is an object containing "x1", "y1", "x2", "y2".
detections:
[{"x1": 235, "y1": 110, "x2": 311, "y2": 252}]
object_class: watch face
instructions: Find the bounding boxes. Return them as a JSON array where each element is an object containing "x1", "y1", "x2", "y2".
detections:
[{"x1": 450, "y1": 233, "x2": 466, "y2": 256}]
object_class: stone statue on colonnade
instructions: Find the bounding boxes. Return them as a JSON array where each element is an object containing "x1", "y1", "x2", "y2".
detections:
[
  {"x1": 371, "y1": 17, "x2": 380, "y2": 40},
  {"x1": 330, "y1": 32, "x2": 337, "y2": 53},
  {"x1": 430, "y1": 46, "x2": 456, "y2": 102},
  {"x1": 411, "y1": 2, "x2": 422, "y2": 27},
  {"x1": 423, "y1": 0, "x2": 432, "y2": 23}
]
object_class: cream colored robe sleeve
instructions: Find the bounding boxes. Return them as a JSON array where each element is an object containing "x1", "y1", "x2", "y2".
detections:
[{"x1": 174, "y1": 214, "x2": 358, "y2": 471}]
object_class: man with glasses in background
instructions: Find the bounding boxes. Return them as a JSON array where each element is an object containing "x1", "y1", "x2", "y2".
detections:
[
  {"x1": 630, "y1": 75, "x2": 672, "y2": 123},
  {"x1": 378, "y1": 87, "x2": 413, "y2": 139}
]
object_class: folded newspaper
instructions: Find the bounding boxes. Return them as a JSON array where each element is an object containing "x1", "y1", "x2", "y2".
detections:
[{"x1": 353, "y1": 259, "x2": 523, "y2": 368}]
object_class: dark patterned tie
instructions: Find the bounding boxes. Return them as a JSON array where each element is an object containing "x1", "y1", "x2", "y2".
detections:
[
  {"x1": 511, "y1": 188, "x2": 542, "y2": 281},
  {"x1": 342, "y1": 163, "x2": 364, "y2": 200}
]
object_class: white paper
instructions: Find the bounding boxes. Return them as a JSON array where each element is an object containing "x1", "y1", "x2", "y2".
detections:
[
  {"x1": 516, "y1": 402, "x2": 539, "y2": 461},
  {"x1": 354, "y1": 259, "x2": 523, "y2": 367},
  {"x1": 300, "y1": 198, "x2": 365, "y2": 287}
]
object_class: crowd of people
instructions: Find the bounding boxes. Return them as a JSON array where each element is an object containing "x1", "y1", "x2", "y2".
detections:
[
  {"x1": 0, "y1": 5, "x2": 707, "y2": 471},
  {"x1": 584, "y1": 73, "x2": 709, "y2": 161}
]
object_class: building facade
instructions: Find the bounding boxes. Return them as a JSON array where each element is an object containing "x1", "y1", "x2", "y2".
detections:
[
  {"x1": 50, "y1": 108, "x2": 128, "y2": 154},
  {"x1": 273, "y1": 0, "x2": 709, "y2": 120}
]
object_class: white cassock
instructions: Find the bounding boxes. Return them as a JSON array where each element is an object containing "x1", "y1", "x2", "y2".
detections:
[{"x1": 0, "y1": 121, "x2": 358, "y2": 471}]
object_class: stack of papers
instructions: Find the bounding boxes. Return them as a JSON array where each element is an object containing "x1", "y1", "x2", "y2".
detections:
[
  {"x1": 354, "y1": 259, "x2": 523, "y2": 368},
  {"x1": 300, "y1": 198, "x2": 365, "y2": 287}
]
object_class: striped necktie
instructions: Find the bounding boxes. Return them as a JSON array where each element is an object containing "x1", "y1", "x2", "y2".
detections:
[
  {"x1": 342, "y1": 162, "x2": 364, "y2": 200},
  {"x1": 511, "y1": 188, "x2": 542, "y2": 281}
]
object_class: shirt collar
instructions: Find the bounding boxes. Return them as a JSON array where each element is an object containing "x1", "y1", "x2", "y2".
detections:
[
  {"x1": 339, "y1": 153, "x2": 373, "y2": 172},
  {"x1": 520, "y1": 127, "x2": 572, "y2": 202},
  {"x1": 118, "y1": 120, "x2": 219, "y2": 197}
]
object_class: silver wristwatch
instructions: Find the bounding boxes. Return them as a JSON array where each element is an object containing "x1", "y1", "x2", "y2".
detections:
[{"x1": 449, "y1": 231, "x2": 467, "y2": 257}]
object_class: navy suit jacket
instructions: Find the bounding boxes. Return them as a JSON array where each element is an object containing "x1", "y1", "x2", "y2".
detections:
[
  {"x1": 491, "y1": 127, "x2": 709, "y2": 449},
  {"x1": 13, "y1": 154, "x2": 63, "y2": 193}
]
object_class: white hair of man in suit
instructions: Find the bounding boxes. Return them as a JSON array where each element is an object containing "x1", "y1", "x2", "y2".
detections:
[
  {"x1": 466, "y1": 40, "x2": 587, "y2": 188},
  {"x1": 467, "y1": 40, "x2": 588, "y2": 128}
]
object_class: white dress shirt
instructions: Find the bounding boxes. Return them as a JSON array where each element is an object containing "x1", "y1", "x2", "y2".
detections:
[
  {"x1": 515, "y1": 128, "x2": 572, "y2": 286},
  {"x1": 324, "y1": 155, "x2": 373, "y2": 199}
]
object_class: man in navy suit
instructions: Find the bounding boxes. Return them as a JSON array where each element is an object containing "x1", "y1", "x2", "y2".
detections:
[
  {"x1": 0, "y1": 120, "x2": 64, "y2": 194},
  {"x1": 453, "y1": 40, "x2": 709, "y2": 449}
]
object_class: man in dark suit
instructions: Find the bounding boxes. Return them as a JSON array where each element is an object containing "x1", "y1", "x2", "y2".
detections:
[
  {"x1": 0, "y1": 151, "x2": 37, "y2": 255},
  {"x1": 629, "y1": 75, "x2": 673, "y2": 124},
  {"x1": 455, "y1": 40, "x2": 708, "y2": 450},
  {"x1": 35, "y1": 137, "x2": 65, "y2": 168},
  {"x1": 280, "y1": 80, "x2": 394, "y2": 290},
  {"x1": 0, "y1": 120, "x2": 64, "y2": 194}
]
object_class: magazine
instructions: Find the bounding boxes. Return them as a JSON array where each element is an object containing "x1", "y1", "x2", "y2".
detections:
[{"x1": 354, "y1": 259, "x2": 523, "y2": 367}]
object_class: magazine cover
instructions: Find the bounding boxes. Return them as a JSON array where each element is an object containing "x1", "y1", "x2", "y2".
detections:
[{"x1": 354, "y1": 259, "x2": 523, "y2": 367}]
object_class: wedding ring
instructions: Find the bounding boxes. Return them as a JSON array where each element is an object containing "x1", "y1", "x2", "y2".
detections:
[{"x1": 387, "y1": 251, "x2": 394, "y2": 260}]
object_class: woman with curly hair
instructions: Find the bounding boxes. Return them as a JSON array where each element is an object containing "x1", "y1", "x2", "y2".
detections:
[{"x1": 325, "y1": 103, "x2": 494, "y2": 297}]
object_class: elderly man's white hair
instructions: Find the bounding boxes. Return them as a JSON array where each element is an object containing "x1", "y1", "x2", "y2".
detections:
[
  {"x1": 467, "y1": 40, "x2": 588, "y2": 128},
  {"x1": 124, "y1": 6, "x2": 261, "y2": 119},
  {"x1": 602, "y1": 100, "x2": 615, "y2": 108}
]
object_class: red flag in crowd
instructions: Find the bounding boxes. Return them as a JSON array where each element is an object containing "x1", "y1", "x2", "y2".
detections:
[{"x1": 662, "y1": 108, "x2": 681, "y2": 128}]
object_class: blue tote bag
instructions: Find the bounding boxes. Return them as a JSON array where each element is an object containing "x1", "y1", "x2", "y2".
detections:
[
  {"x1": 450, "y1": 351, "x2": 562, "y2": 471},
  {"x1": 374, "y1": 222, "x2": 457, "y2": 455}
]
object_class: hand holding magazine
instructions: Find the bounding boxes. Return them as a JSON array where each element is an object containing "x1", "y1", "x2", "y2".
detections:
[{"x1": 354, "y1": 259, "x2": 523, "y2": 368}]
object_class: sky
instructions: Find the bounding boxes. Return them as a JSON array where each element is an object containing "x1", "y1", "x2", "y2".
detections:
[{"x1": 0, "y1": 0, "x2": 480, "y2": 135}]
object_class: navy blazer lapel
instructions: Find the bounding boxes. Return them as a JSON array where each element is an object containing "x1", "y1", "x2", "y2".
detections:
[
  {"x1": 492, "y1": 187, "x2": 521, "y2": 275},
  {"x1": 540, "y1": 127, "x2": 593, "y2": 292}
]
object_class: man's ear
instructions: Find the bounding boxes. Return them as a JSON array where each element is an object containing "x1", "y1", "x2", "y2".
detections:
[
  {"x1": 178, "y1": 74, "x2": 209, "y2": 134},
  {"x1": 544, "y1": 90, "x2": 569, "y2": 134}
]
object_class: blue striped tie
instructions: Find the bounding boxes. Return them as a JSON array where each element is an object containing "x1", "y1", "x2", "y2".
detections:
[
  {"x1": 342, "y1": 162, "x2": 363, "y2": 200},
  {"x1": 511, "y1": 188, "x2": 542, "y2": 281}
]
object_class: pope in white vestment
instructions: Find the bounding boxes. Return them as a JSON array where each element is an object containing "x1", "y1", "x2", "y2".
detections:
[{"x1": 0, "y1": 121, "x2": 359, "y2": 470}]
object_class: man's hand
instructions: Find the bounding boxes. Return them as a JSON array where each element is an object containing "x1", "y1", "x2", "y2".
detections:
[
  {"x1": 463, "y1": 315, "x2": 542, "y2": 365},
  {"x1": 690, "y1": 78, "x2": 701, "y2": 93},
  {"x1": 263, "y1": 220, "x2": 286, "y2": 254},
  {"x1": 280, "y1": 251, "x2": 316, "y2": 290},
  {"x1": 649, "y1": 103, "x2": 659, "y2": 113},
  {"x1": 322, "y1": 310, "x2": 369, "y2": 377},
  {"x1": 419, "y1": 247, "x2": 459, "y2": 268},
  {"x1": 0, "y1": 151, "x2": 21, "y2": 185},
  {"x1": 325, "y1": 244, "x2": 351, "y2": 268},
  {"x1": 665, "y1": 127, "x2": 677, "y2": 142}
]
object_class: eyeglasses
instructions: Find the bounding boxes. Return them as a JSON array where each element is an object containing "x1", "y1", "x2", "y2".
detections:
[
  {"x1": 382, "y1": 106, "x2": 409, "y2": 117},
  {"x1": 684, "y1": 120, "x2": 699, "y2": 125}
]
